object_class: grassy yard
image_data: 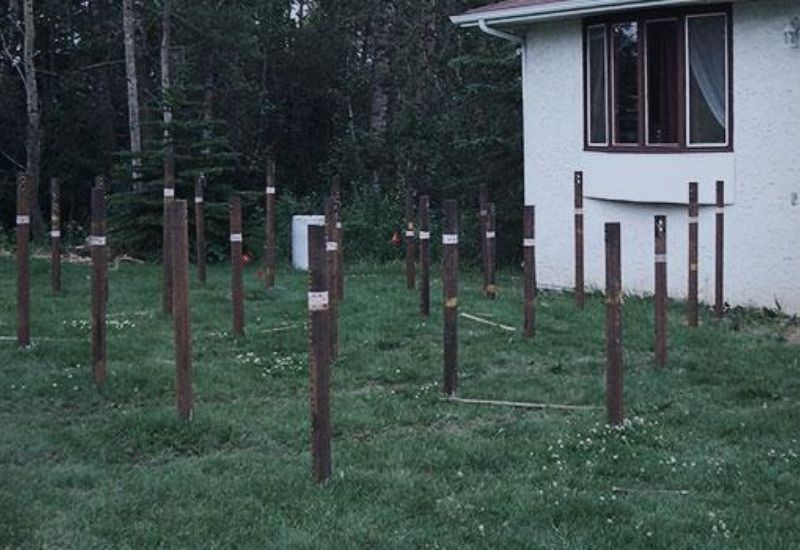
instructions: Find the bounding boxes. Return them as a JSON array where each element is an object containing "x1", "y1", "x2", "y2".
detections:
[{"x1": 1, "y1": 254, "x2": 798, "y2": 548}]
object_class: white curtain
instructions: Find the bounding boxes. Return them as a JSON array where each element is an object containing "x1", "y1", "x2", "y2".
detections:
[{"x1": 688, "y1": 16, "x2": 726, "y2": 128}]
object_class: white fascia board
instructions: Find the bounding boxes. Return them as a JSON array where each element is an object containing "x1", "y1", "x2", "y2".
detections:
[{"x1": 450, "y1": 0, "x2": 727, "y2": 27}]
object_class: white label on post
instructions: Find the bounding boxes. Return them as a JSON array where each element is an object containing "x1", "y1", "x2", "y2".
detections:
[
  {"x1": 688, "y1": 216, "x2": 699, "y2": 223},
  {"x1": 405, "y1": 230, "x2": 415, "y2": 238},
  {"x1": 716, "y1": 207, "x2": 725, "y2": 214},
  {"x1": 308, "y1": 291, "x2": 329, "y2": 312},
  {"x1": 266, "y1": 186, "x2": 276, "y2": 195},
  {"x1": 195, "y1": 197, "x2": 204, "y2": 204},
  {"x1": 16, "y1": 215, "x2": 30, "y2": 225},
  {"x1": 50, "y1": 230, "x2": 61, "y2": 238},
  {"x1": 575, "y1": 208, "x2": 585, "y2": 216},
  {"x1": 336, "y1": 222, "x2": 342, "y2": 229},
  {"x1": 523, "y1": 238, "x2": 536, "y2": 247},
  {"x1": 164, "y1": 188, "x2": 175, "y2": 198},
  {"x1": 655, "y1": 254, "x2": 667, "y2": 263},
  {"x1": 419, "y1": 231, "x2": 430, "y2": 240},
  {"x1": 230, "y1": 233, "x2": 243, "y2": 243},
  {"x1": 89, "y1": 236, "x2": 106, "y2": 247},
  {"x1": 442, "y1": 234, "x2": 458, "y2": 245},
  {"x1": 486, "y1": 231, "x2": 496, "y2": 239},
  {"x1": 326, "y1": 241, "x2": 338, "y2": 252}
]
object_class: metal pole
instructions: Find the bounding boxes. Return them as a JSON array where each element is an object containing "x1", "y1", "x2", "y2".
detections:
[
  {"x1": 419, "y1": 195, "x2": 431, "y2": 318},
  {"x1": 688, "y1": 182, "x2": 699, "y2": 327},
  {"x1": 523, "y1": 205, "x2": 536, "y2": 339},
  {"x1": 230, "y1": 195, "x2": 245, "y2": 337},
  {"x1": 16, "y1": 174, "x2": 30, "y2": 348},
  {"x1": 195, "y1": 176, "x2": 207, "y2": 285},
  {"x1": 575, "y1": 171, "x2": 585, "y2": 309},
  {"x1": 654, "y1": 216, "x2": 667, "y2": 367},
  {"x1": 169, "y1": 200, "x2": 193, "y2": 420},
  {"x1": 605, "y1": 222, "x2": 623, "y2": 426},
  {"x1": 442, "y1": 199, "x2": 459, "y2": 397},
  {"x1": 91, "y1": 178, "x2": 108, "y2": 385}
]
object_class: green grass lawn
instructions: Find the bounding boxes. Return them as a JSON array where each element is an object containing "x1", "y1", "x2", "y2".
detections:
[{"x1": 1, "y1": 254, "x2": 798, "y2": 548}]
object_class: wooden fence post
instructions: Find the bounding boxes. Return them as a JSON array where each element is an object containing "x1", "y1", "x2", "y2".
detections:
[
  {"x1": 265, "y1": 159, "x2": 277, "y2": 288},
  {"x1": 605, "y1": 222, "x2": 623, "y2": 426},
  {"x1": 523, "y1": 205, "x2": 536, "y2": 339},
  {"x1": 331, "y1": 176, "x2": 344, "y2": 302},
  {"x1": 405, "y1": 190, "x2": 416, "y2": 290},
  {"x1": 169, "y1": 200, "x2": 193, "y2": 421},
  {"x1": 91, "y1": 178, "x2": 108, "y2": 385},
  {"x1": 308, "y1": 221, "x2": 332, "y2": 484},
  {"x1": 230, "y1": 195, "x2": 245, "y2": 337},
  {"x1": 442, "y1": 199, "x2": 459, "y2": 397},
  {"x1": 575, "y1": 171, "x2": 585, "y2": 309},
  {"x1": 419, "y1": 195, "x2": 431, "y2": 318},
  {"x1": 163, "y1": 172, "x2": 175, "y2": 315},
  {"x1": 485, "y1": 202, "x2": 497, "y2": 299},
  {"x1": 479, "y1": 184, "x2": 489, "y2": 295},
  {"x1": 16, "y1": 174, "x2": 30, "y2": 348},
  {"x1": 688, "y1": 182, "x2": 699, "y2": 327},
  {"x1": 715, "y1": 180, "x2": 725, "y2": 319},
  {"x1": 195, "y1": 176, "x2": 207, "y2": 285},
  {"x1": 325, "y1": 197, "x2": 339, "y2": 361},
  {"x1": 654, "y1": 216, "x2": 667, "y2": 367},
  {"x1": 51, "y1": 177, "x2": 62, "y2": 294}
]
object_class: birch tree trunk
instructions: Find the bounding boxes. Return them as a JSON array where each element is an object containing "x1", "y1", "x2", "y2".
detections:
[
  {"x1": 123, "y1": 0, "x2": 142, "y2": 186},
  {"x1": 23, "y1": 0, "x2": 43, "y2": 237}
]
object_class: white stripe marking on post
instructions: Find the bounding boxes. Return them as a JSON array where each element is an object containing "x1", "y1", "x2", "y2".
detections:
[
  {"x1": 230, "y1": 233, "x2": 243, "y2": 243},
  {"x1": 688, "y1": 216, "x2": 699, "y2": 223},
  {"x1": 50, "y1": 230, "x2": 61, "y2": 238},
  {"x1": 419, "y1": 231, "x2": 430, "y2": 240},
  {"x1": 523, "y1": 238, "x2": 536, "y2": 248},
  {"x1": 89, "y1": 236, "x2": 107, "y2": 247},
  {"x1": 163, "y1": 188, "x2": 175, "y2": 198},
  {"x1": 575, "y1": 208, "x2": 585, "y2": 216},
  {"x1": 195, "y1": 197, "x2": 204, "y2": 204},
  {"x1": 266, "y1": 186, "x2": 276, "y2": 195},
  {"x1": 326, "y1": 241, "x2": 338, "y2": 252},
  {"x1": 716, "y1": 207, "x2": 725, "y2": 214},
  {"x1": 655, "y1": 254, "x2": 667, "y2": 263},
  {"x1": 486, "y1": 231, "x2": 496, "y2": 239},
  {"x1": 442, "y1": 234, "x2": 458, "y2": 245},
  {"x1": 16, "y1": 215, "x2": 30, "y2": 225},
  {"x1": 405, "y1": 230, "x2": 415, "y2": 238},
  {"x1": 308, "y1": 291, "x2": 329, "y2": 312}
]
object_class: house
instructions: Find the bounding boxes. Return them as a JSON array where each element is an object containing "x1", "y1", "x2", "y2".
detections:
[{"x1": 453, "y1": 0, "x2": 800, "y2": 313}]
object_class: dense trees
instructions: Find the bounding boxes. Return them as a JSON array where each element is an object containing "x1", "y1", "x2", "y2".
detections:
[{"x1": 0, "y1": 0, "x2": 522, "y2": 263}]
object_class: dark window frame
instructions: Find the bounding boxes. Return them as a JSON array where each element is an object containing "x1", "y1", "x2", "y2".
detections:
[{"x1": 582, "y1": 4, "x2": 733, "y2": 153}]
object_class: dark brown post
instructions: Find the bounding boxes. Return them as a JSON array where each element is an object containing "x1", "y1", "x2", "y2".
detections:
[
  {"x1": 605, "y1": 222, "x2": 623, "y2": 426},
  {"x1": 325, "y1": 197, "x2": 339, "y2": 361},
  {"x1": 715, "y1": 180, "x2": 725, "y2": 319},
  {"x1": 523, "y1": 205, "x2": 536, "y2": 339},
  {"x1": 230, "y1": 195, "x2": 245, "y2": 337},
  {"x1": 442, "y1": 199, "x2": 459, "y2": 397},
  {"x1": 91, "y1": 178, "x2": 108, "y2": 385},
  {"x1": 687, "y1": 182, "x2": 699, "y2": 327},
  {"x1": 331, "y1": 176, "x2": 344, "y2": 302},
  {"x1": 50, "y1": 178, "x2": 62, "y2": 294},
  {"x1": 485, "y1": 202, "x2": 497, "y2": 299},
  {"x1": 307, "y1": 222, "x2": 332, "y2": 483},
  {"x1": 169, "y1": 200, "x2": 193, "y2": 420},
  {"x1": 654, "y1": 216, "x2": 667, "y2": 367},
  {"x1": 195, "y1": 176, "x2": 207, "y2": 285},
  {"x1": 405, "y1": 190, "x2": 416, "y2": 290},
  {"x1": 264, "y1": 159, "x2": 277, "y2": 288},
  {"x1": 478, "y1": 184, "x2": 489, "y2": 294},
  {"x1": 419, "y1": 195, "x2": 431, "y2": 318},
  {"x1": 575, "y1": 171, "x2": 585, "y2": 309},
  {"x1": 163, "y1": 171, "x2": 175, "y2": 315},
  {"x1": 16, "y1": 174, "x2": 31, "y2": 348}
]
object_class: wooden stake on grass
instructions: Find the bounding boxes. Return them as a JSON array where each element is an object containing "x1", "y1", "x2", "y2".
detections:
[
  {"x1": 325, "y1": 197, "x2": 339, "y2": 361},
  {"x1": 91, "y1": 178, "x2": 108, "y2": 385},
  {"x1": 50, "y1": 177, "x2": 62, "y2": 294},
  {"x1": 715, "y1": 180, "x2": 725, "y2": 319},
  {"x1": 442, "y1": 199, "x2": 459, "y2": 397},
  {"x1": 264, "y1": 159, "x2": 277, "y2": 288},
  {"x1": 194, "y1": 176, "x2": 207, "y2": 285},
  {"x1": 419, "y1": 195, "x2": 431, "y2": 318},
  {"x1": 307, "y1": 221, "x2": 332, "y2": 483},
  {"x1": 688, "y1": 182, "x2": 699, "y2": 327},
  {"x1": 405, "y1": 189, "x2": 416, "y2": 290},
  {"x1": 162, "y1": 168, "x2": 176, "y2": 315},
  {"x1": 654, "y1": 216, "x2": 667, "y2": 367},
  {"x1": 168, "y1": 200, "x2": 193, "y2": 420},
  {"x1": 230, "y1": 195, "x2": 245, "y2": 337},
  {"x1": 523, "y1": 205, "x2": 536, "y2": 338},
  {"x1": 16, "y1": 174, "x2": 31, "y2": 348},
  {"x1": 485, "y1": 202, "x2": 497, "y2": 299},
  {"x1": 605, "y1": 222, "x2": 623, "y2": 426},
  {"x1": 479, "y1": 184, "x2": 489, "y2": 294},
  {"x1": 575, "y1": 171, "x2": 585, "y2": 309}
]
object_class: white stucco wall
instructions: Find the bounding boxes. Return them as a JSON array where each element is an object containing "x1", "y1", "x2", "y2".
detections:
[{"x1": 523, "y1": 0, "x2": 800, "y2": 312}]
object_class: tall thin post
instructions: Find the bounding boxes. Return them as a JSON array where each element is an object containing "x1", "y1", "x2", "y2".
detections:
[
  {"x1": 405, "y1": 190, "x2": 416, "y2": 290},
  {"x1": 419, "y1": 195, "x2": 431, "y2": 318},
  {"x1": 162, "y1": 170, "x2": 175, "y2": 315},
  {"x1": 478, "y1": 184, "x2": 489, "y2": 294},
  {"x1": 264, "y1": 159, "x2": 277, "y2": 288},
  {"x1": 688, "y1": 182, "x2": 699, "y2": 327},
  {"x1": 575, "y1": 171, "x2": 585, "y2": 309},
  {"x1": 654, "y1": 216, "x2": 667, "y2": 367},
  {"x1": 715, "y1": 180, "x2": 725, "y2": 319},
  {"x1": 91, "y1": 178, "x2": 108, "y2": 385},
  {"x1": 325, "y1": 197, "x2": 339, "y2": 361},
  {"x1": 605, "y1": 222, "x2": 623, "y2": 426},
  {"x1": 169, "y1": 200, "x2": 193, "y2": 420},
  {"x1": 50, "y1": 177, "x2": 62, "y2": 294},
  {"x1": 307, "y1": 222, "x2": 332, "y2": 484},
  {"x1": 331, "y1": 176, "x2": 344, "y2": 302},
  {"x1": 485, "y1": 202, "x2": 497, "y2": 299},
  {"x1": 442, "y1": 199, "x2": 459, "y2": 397},
  {"x1": 523, "y1": 205, "x2": 536, "y2": 339},
  {"x1": 16, "y1": 174, "x2": 30, "y2": 348},
  {"x1": 195, "y1": 176, "x2": 207, "y2": 285},
  {"x1": 230, "y1": 195, "x2": 245, "y2": 337}
]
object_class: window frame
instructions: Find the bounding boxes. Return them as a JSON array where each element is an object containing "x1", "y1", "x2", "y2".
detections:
[{"x1": 582, "y1": 4, "x2": 733, "y2": 153}]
